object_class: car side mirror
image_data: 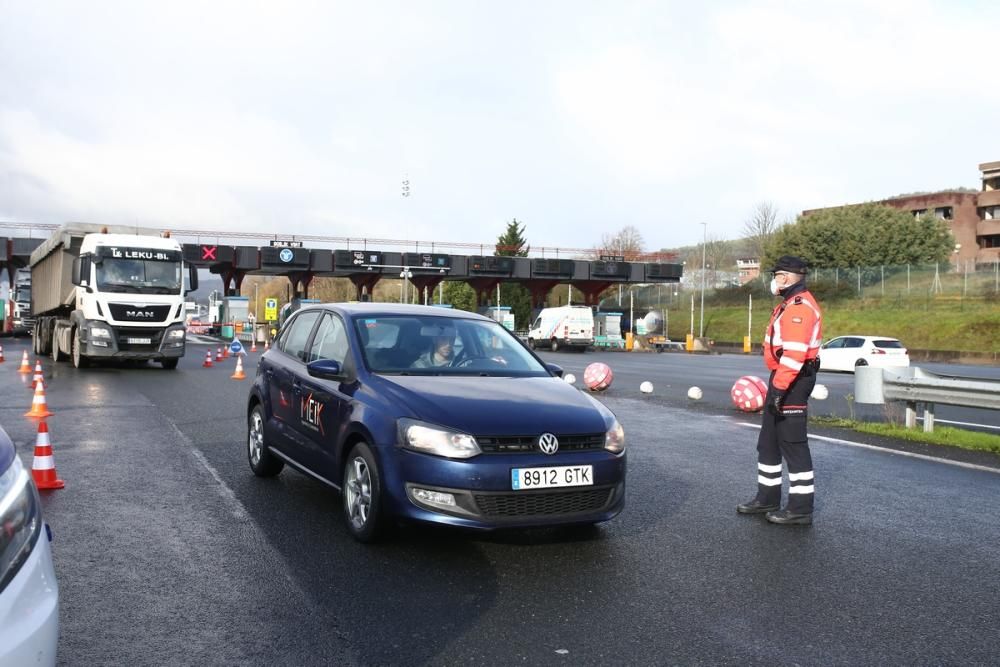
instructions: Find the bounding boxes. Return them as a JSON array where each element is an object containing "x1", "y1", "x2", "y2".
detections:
[
  {"x1": 307, "y1": 358, "x2": 346, "y2": 381},
  {"x1": 545, "y1": 363, "x2": 564, "y2": 378}
]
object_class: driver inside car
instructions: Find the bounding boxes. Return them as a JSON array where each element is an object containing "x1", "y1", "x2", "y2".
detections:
[{"x1": 411, "y1": 333, "x2": 456, "y2": 368}]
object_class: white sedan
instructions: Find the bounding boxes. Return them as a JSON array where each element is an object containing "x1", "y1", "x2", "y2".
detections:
[{"x1": 818, "y1": 335, "x2": 910, "y2": 372}]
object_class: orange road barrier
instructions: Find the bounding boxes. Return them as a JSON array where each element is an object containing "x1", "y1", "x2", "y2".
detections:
[
  {"x1": 31, "y1": 361, "x2": 45, "y2": 389},
  {"x1": 18, "y1": 350, "x2": 31, "y2": 373},
  {"x1": 203, "y1": 350, "x2": 214, "y2": 368},
  {"x1": 25, "y1": 381, "x2": 54, "y2": 419},
  {"x1": 31, "y1": 421, "x2": 65, "y2": 490},
  {"x1": 231, "y1": 355, "x2": 246, "y2": 380}
]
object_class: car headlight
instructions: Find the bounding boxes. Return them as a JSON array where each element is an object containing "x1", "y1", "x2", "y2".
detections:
[
  {"x1": 167, "y1": 329, "x2": 185, "y2": 339},
  {"x1": 0, "y1": 458, "x2": 42, "y2": 594},
  {"x1": 604, "y1": 419, "x2": 625, "y2": 453},
  {"x1": 398, "y1": 419, "x2": 481, "y2": 459},
  {"x1": 90, "y1": 326, "x2": 111, "y2": 338}
]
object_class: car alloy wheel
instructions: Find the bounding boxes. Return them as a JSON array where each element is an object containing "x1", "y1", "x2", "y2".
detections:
[
  {"x1": 249, "y1": 410, "x2": 264, "y2": 467},
  {"x1": 247, "y1": 405, "x2": 283, "y2": 477},
  {"x1": 345, "y1": 456, "x2": 372, "y2": 531}
]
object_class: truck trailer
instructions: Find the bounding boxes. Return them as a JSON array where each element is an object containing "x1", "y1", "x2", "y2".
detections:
[{"x1": 29, "y1": 224, "x2": 198, "y2": 369}]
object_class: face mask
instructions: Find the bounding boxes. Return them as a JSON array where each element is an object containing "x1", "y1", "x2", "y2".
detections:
[{"x1": 769, "y1": 278, "x2": 781, "y2": 296}]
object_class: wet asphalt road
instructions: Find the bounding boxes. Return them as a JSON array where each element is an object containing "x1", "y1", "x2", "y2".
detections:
[{"x1": 3, "y1": 338, "x2": 999, "y2": 665}]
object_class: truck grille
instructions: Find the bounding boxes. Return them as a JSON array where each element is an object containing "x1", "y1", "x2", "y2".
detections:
[
  {"x1": 108, "y1": 303, "x2": 172, "y2": 323},
  {"x1": 477, "y1": 433, "x2": 605, "y2": 454},
  {"x1": 116, "y1": 327, "x2": 164, "y2": 351},
  {"x1": 473, "y1": 487, "x2": 613, "y2": 517}
]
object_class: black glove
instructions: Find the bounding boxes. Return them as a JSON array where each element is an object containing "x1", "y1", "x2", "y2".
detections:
[{"x1": 767, "y1": 389, "x2": 787, "y2": 415}]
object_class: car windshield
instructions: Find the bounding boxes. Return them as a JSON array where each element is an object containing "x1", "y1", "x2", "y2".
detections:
[{"x1": 354, "y1": 315, "x2": 549, "y2": 376}]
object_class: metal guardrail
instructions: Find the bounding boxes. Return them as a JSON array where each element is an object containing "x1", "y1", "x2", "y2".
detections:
[{"x1": 855, "y1": 366, "x2": 1000, "y2": 432}]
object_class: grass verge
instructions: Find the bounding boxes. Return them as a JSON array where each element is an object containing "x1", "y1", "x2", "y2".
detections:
[{"x1": 813, "y1": 416, "x2": 1000, "y2": 455}]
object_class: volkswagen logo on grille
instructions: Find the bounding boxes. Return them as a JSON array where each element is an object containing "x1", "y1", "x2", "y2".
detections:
[{"x1": 538, "y1": 433, "x2": 559, "y2": 455}]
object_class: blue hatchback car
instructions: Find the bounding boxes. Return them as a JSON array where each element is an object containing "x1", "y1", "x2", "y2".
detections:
[{"x1": 247, "y1": 303, "x2": 626, "y2": 541}]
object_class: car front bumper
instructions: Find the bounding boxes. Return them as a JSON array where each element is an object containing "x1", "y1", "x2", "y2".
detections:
[
  {"x1": 0, "y1": 524, "x2": 59, "y2": 667},
  {"x1": 383, "y1": 448, "x2": 627, "y2": 529}
]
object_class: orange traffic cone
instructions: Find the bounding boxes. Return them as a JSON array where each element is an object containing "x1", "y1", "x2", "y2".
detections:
[
  {"x1": 231, "y1": 355, "x2": 246, "y2": 380},
  {"x1": 0, "y1": 344, "x2": 5, "y2": 362},
  {"x1": 25, "y1": 381, "x2": 54, "y2": 418},
  {"x1": 18, "y1": 350, "x2": 31, "y2": 373},
  {"x1": 203, "y1": 350, "x2": 213, "y2": 367},
  {"x1": 216, "y1": 347, "x2": 223, "y2": 362},
  {"x1": 31, "y1": 421, "x2": 64, "y2": 490},
  {"x1": 223, "y1": 344, "x2": 230, "y2": 359},
  {"x1": 264, "y1": 339, "x2": 270, "y2": 351},
  {"x1": 31, "y1": 361, "x2": 45, "y2": 389},
  {"x1": 251, "y1": 339, "x2": 257, "y2": 353}
]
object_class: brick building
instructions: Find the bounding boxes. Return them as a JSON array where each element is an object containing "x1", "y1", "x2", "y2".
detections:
[{"x1": 804, "y1": 161, "x2": 1000, "y2": 265}]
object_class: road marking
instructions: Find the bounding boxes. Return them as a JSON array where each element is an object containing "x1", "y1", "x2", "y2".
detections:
[
  {"x1": 190, "y1": 448, "x2": 252, "y2": 523},
  {"x1": 735, "y1": 421, "x2": 1000, "y2": 475}
]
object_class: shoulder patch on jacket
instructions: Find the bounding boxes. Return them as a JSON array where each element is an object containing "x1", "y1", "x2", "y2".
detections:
[
  {"x1": 793, "y1": 296, "x2": 803, "y2": 304},
  {"x1": 791, "y1": 316, "x2": 803, "y2": 323}
]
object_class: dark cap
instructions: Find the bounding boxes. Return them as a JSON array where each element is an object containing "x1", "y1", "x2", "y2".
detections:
[{"x1": 769, "y1": 255, "x2": 809, "y2": 275}]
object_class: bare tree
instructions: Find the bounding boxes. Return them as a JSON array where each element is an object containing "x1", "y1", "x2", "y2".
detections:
[
  {"x1": 742, "y1": 201, "x2": 779, "y2": 260},
  {"x1": 597, "y1": 225, "x2": 645, "y2": 260}
]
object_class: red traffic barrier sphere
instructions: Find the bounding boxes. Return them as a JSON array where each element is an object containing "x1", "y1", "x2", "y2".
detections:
[
  {"x1": 730, "y1": 375, "x2": 767, "y2": 412},
  {"x1": 583, "y1": 362, "x2": 614, "y2": 392}
]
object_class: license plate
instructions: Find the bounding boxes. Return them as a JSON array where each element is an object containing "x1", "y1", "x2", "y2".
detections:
[
  {"x1": 126, "y1": 337, "x2": 152, "y2": 344},
  {"x1": 511, "y1": 465, "x2": 593, "y2": 490}
]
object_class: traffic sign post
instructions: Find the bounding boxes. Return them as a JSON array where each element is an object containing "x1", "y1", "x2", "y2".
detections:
[
  {"x1": 264, "y1": 298, "x2": 278, "y2": 321},
  {"x1": 230, "y1": 338, "x2": 244, "y2": 356}
]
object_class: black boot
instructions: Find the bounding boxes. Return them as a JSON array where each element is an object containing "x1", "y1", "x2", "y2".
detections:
[
  {"x1": 737, "y1": 498, "x2": 779, "y2": 514},
  {"x1": 765, "y1": 509, "x2": 813, "y2": 526}
]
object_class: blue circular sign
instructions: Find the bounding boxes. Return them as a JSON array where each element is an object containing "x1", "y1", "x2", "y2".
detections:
[{"x1": 279, "y1": 248, "x2": 294, "y2": 263}]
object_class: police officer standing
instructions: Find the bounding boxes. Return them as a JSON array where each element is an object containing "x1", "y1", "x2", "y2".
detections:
[{"x1": 738, "y1": 256, "x2": 823, "y2": 525}]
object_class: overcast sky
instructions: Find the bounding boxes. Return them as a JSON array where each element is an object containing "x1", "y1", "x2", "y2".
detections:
[{"x1": 1, "y1": 1, "x2": 997, "y2": 253}]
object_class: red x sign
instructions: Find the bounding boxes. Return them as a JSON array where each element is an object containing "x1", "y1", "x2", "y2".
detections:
[{"x1": 201, "y1": 245, "x2": 217, "y2": 261}]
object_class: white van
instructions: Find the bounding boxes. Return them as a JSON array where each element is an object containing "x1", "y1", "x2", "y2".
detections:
[{"x1": 527, "y1": 305, "x2": 594, "y2": 351}]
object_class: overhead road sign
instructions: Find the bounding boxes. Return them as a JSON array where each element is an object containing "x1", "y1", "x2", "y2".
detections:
[
  {"x1": 600, "y1": 254, "x2": 625, "y2": 262},
  {"x1": 644, "y1": 263, "x2": 684, "y2": 281},
  {"x1": 531, "y1": 258, "x2": 575, "y2": 278},
  {"x1": 183, "y1": 244, "x2": 234, "y2": 265},
  {"x1": 590, "y1": 260, "x2": 630, "y2": 279},
  {"x1": 261, "y1": 246, "x2": 310, "y2": 268},
  {"x1": 269, "y1": 240, "x2": 304, "y2": 248},
  {"x1": 469, "y1": 256, "x2": 514, "y2": 276},
  {"x1": 335, "y1": 250, "x2": 383, "y2": 271},
  {"x1": 402, "y1": 252, "x2": 451, "y2": 272}
]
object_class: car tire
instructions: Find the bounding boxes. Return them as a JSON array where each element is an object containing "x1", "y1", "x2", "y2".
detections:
[
  {"x1": 247, "y1": 404, "x2": 284, "y2": 477},
  {"x1": 855, "y1": 358, "x2": 868, "y2": 368},
  {"x1": 71, "y1": 328, "x2": 88, "y2": 369},
  {"x1": 527, "y1": 338, "x2": 535, "y2": 350},
  {"x1": 551, "y1": 338, "x2": 559, "y2": 352},
  {"x1": 342, "y1": 442, "x2": 385, "y2": 543},
  {"x1": 160, "y1": 358, "x2": 179, "y2": 370}
]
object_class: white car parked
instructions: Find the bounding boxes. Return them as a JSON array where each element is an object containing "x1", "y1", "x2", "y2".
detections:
[{"x1": 818, "y1": 335, "x2": 910, "y2": 372}]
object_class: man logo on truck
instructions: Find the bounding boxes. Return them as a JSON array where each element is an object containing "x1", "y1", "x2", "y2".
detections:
[{"x1": 125, "y1": 310, "x2": 156, "y2": 318}]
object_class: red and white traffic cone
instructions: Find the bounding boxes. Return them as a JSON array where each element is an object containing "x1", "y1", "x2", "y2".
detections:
[
  {"x1": 31, "y1": 361, "x2": 45, "y2": 390},
  {"x1": 0, "y1": 344, "x2": 5, "y2": 363},
  {"x1": 203, "y1": 350, "x2": 213, "y2": 368},
  {"x1": 250, "y1": 339, "x2": 257, "y2": 353},
  {"x1": 231, "y1": 355, "x2": 246, "y2": 380},
  {"x1": 18, "y1": 350, "x2": 31, "y2": 373},
  {"x1": 25, "y1": 381, "x2": 54, "y2": 419},
  {"x1": 264, "y1": 339, "x2": 270, "y2": 351},
  {"x1": 31, "y1": 421, "x2": 65, "y2": 490},
  {"x1": 222, "y1": 344, "x2": 230, "y2": 359},
  {"x1": 216, "y1": 347, "x2": 223, "y2": 362}
]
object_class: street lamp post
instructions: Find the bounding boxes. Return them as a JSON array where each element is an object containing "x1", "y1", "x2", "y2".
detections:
[{"x1": 699, "y1": 222, "x2": 707, "y2": 338}]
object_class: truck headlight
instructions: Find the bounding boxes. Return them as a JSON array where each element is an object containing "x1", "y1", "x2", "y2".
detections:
[
  {"x1": 90, "y1": 326, "x2": 111, "y2": 338},
  {"x1": 398, "y1": 419, "x2": 481, "y2": 459},
  {"x1": 604, "y1": 419, "x2": 626, "y2": 453},
  {"x1": 167, "y1": 329, "x2": 185, "y2": 339},
  {"x1": 0, "y1": 458, "x2": 42, "y2": 593}
]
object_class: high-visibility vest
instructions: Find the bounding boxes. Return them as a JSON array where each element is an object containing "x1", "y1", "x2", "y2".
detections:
[{"x1": 763, "y1": 289, "x2": 823, "y2": 391}]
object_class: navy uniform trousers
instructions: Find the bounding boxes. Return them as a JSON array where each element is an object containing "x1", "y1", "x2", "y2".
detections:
[{"x1": 755, "y1": 359, "x2": 819, "y2": 514}]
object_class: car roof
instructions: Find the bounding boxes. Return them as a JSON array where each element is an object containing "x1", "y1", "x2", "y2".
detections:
[
  {"x1": 831, "y1": 335, "x2": 901, "y2": 342},
  {"x1": 299, "y1": 302, "x2": 493, "y2": 322}
]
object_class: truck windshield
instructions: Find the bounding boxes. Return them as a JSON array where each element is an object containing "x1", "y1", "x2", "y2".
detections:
[{"x1": 97, "y1": 257, "x2": 182, "y2": 294}]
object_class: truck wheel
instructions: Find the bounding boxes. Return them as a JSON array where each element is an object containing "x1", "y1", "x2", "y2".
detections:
[
  {"x1": 551, "y1": 338, "x2": 559, "y2": 352},
  {"x1": 527, "y1": 338, "x2": 535, "y2": 350},
  {"x1": 160, "y1": 358, "x2": 179, "y2": 370},
  {"x1": 52, "y1": 333, "x2": 64, "y2": 362},
  {"x1": 32, "y1": 324, "x2": 41, "y2": 356},
  {"x1": 71, "y1": 328, "x2": 88, "y2": 369}
]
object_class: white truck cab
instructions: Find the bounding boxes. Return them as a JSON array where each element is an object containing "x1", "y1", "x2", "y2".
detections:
[{"x1": 527, "y1": 305, "x2": 594, "y2": 352}]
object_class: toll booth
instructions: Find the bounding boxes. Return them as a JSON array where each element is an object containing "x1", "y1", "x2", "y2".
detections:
[{"x1": 594, "y1": 311, "x2": 624, "y2": 349}]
